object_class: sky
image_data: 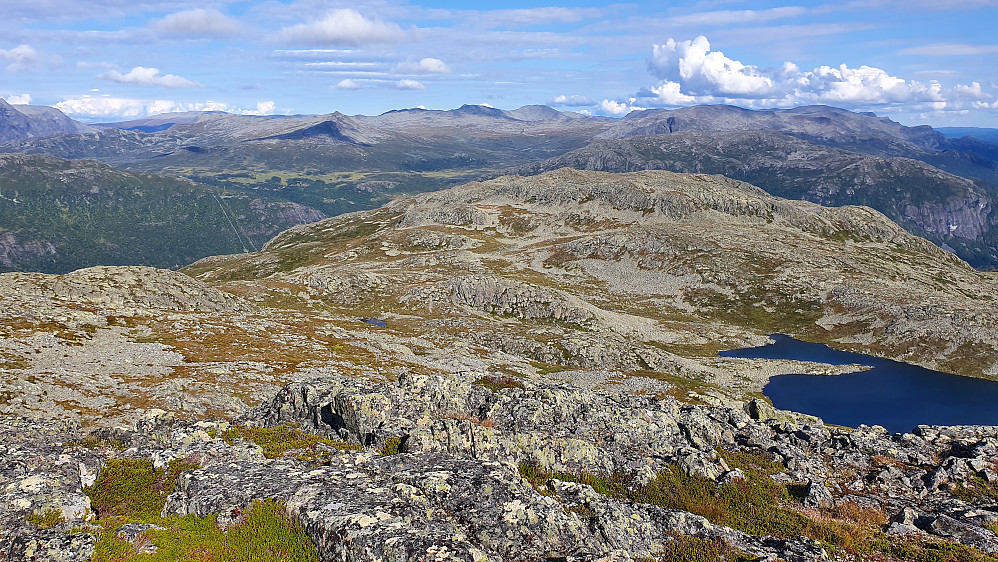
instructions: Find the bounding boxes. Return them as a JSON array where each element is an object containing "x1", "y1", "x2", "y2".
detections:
[{"x1": 2, "y1": 0, "x2": 998, "y2": 127}]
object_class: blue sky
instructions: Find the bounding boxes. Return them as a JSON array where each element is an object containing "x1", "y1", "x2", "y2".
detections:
[{"x1": 2, "y1": 0, "x2": 997, "y2": 126}]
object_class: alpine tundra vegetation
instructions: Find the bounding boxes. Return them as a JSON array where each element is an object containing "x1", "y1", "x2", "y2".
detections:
[
  {"x1": 3, "y1": 168, "x2": 998, "y2": 560},
  {"x1": 3, "y1": 0, "x2": 998, "y2": 558}
]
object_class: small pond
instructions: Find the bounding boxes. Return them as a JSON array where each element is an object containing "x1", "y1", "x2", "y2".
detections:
[{"x1": 720, "y1": 334, "x2": 998, "y2": 433}]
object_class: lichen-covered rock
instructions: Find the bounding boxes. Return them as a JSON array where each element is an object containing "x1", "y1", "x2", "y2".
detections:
[{"x1": 4, "y1": 530, "x2": 96, "y2": 562}]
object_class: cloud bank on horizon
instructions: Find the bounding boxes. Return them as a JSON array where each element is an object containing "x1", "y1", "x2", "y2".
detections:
[{"x1": 1, "y1": 1, "x2": 997, "y2": 127}]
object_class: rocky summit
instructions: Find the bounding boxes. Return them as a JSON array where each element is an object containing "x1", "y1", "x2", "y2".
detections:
[{"x1": 2, "y1": 169, "x2": 998, "y2": 561}]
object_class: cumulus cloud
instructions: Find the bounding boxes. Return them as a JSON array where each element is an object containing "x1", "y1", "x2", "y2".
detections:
[
  {"x1": 648, "y1": 36, "x2": 777, "y2": 98},
  {"x1": 0, "y1": 44, "x2": 38, "y2": 72},
  {"x1": 394, "y1": 79, "x2": 425, "y2": 90},
  {"x1": 647, "y1": 81, "x2": 696, "y2": 105},
  {"x1": 622, "y1": 35, "x2": 997, "y2": 115},
  {"x1": 54, "y1": 96, "x2": 277, "y2": 119},
  {"x1": 394, "y1": 58, "x2": 451, "y2": 74},
  {"x1": 279, "y1": 9, "x2": 416, "y2": 46},
  {"x1": 98, "y1": 67, "x2": 201, "y2": 88},
  {"x1": 3, "y1": 93, "x2": 32, "y2": 105},
  {"x1": 599, "y1": 99, "x2": 646, "y2": 115},
  {"x1": 336, "y1": 79, "x2": 362, "y2": 90},
  {"x1": 242, "y1": 101, "x2": 276, "y2": 116},
  {"x1": 55, "y1": 96, "x2": 148, "y2": 118},
  {"x1": 153, "y1": 9, "x2": 242, "y2": 38}
]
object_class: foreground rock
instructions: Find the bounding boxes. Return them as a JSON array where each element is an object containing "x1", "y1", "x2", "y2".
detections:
[{"x1": 5, "y1": 373, "x2": 998, "y2": 561}]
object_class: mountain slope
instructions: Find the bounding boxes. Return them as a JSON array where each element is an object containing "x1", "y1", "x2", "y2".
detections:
[
  {"x1": 0, "y1": 154, "x2": 324, "y2": 273},
  {"x1": 519, "y1": 130, "x2": 998, "y2": 269},
  {"x1": 0, "y1": 167, "x2": 994, "y2": 435},
  {"x1": 597, "y1": 104, "x2": 998, "y2": 184},
  {"x1": 186, "y1": 168, "x2": 998, "y2": 384},
  {"x1": 0, "y1": 99, "x2": 93, "y2": 144}
]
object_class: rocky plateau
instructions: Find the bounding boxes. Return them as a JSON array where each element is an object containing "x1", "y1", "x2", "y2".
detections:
[{"x1": 2, "y1": 169, "x2": 998, "y2": 560}]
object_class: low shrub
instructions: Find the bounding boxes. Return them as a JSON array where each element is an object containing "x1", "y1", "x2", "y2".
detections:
[
  {"x1": 25, "y1": 508, "x2": 64, "y2": 529},
  {"x1": 85, "y1": 457, "x2": 200, "y2": 520},
  {"x1": 221, "y1": 424, "x2": 363, "y2": 459},
  {"x1": 91, "y1": 499, "x2": 318, "y2": 562},
  {"x1": 380, "y1": 436, "x2": 403, "y2": 456},
  {"x1": 657, "y1": 533, "x2": 755, "y2": 562},
  {"x1": 473, "y1": 375, "x2": 525, "y2": 393}
]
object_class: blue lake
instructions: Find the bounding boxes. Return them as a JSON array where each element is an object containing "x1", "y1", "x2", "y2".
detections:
[{"x1": 720, "y1": 334, "x2": 998, "y2": 433}]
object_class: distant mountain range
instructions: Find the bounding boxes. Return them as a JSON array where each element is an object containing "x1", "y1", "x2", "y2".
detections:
[
  {"x1": 2, "y1": 101, "x2": 998, "y2": 270},
  {"x1": 938, "y1": 127, "x2": 998, "y2": 143}
]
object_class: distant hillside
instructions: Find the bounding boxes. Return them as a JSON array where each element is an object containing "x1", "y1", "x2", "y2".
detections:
[
  {"x1": 5, "y1": 102, "x2": 998, "y2": 269},
  {"x1": 596, "y1": 105, "x2": 998, "y2": 184},
  {"x1": 0, "y1": 99, "x2": 92, "y2": 144},
  {"x1": 0, "y1": 154, "x2": 324, "y2": 273},
  {"x1": 938, "y1": 127, "x2": 998, "y2": 143},
  {"x1": 519, "y1": 130, "x2": 998, "y2": 269}
]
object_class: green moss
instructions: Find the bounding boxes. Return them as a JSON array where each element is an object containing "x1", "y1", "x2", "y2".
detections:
[
  {"x1": 85, "y1": 457, "x2": 200, "y2": 520},
  {"x1": 865, "y1": 535, "x2": 998, "y2": 562},
  {"x1": 657, "y1": 533, "x2": 756, "y2": 562},
  {"x1": 380, "y1": 436, "x2": 403, "y2": 456},
  {"x1": 717, "y1": 448, "x2": 784, "y2": 476},
  {"x1": 521, "y1": 457, "x2": 998, "y2": 560},
  {"x1": 473, "y1": 374, "x2": 526, "y2": 393},
  {"x1": 25, "y1": 509, "x2": 65, "y2": 529},
  {"x1": 518, "y1": 462, "x2": 627, "y2": 497},
  {"x1": 951, "y1": 475, "x2": 998, "y2": 504},
  {"x1": 85, "y1": 459, "x2": 168, "y2": 520},
  {"x1": 221, "y1": 424, "x2": 363, "y2": 460},
  {"x1": 91, "y1": 500, "x2": 318, "y2": 562}
]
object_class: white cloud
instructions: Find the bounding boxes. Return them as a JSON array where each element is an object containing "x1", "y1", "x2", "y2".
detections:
[
  {"x1": 0, "y1": 44, "x2": 38, "y2": 72},
  {"x1": 279, "y1": 9, "x2": 416, "y2": 46},
  {"x1": 98, "y1": 67, "x2": 201, "y2": 88},
  {"x1": 55, "y1": 96, "x2": 147, "y2": 118},
  {"x1": 395, "y1": 79, "x2": 425, "y2": 90},
  {"x1": 304, "y1": 62, "x2": 377, "y2": 69},
  {"x1": 648, "y1": 81, "x2": 696, "y2": 105},
  {"x1": 3, "y1": 93, "x2": 32, "y2": 105},
  {"x1": 550, "y1": 94, "x2": 593, "y2": 106},
  {"x1": 634, "y1": 35, "x2": 997, "y2": 114},
  {"x1": 153, "y1": 9, "x2": 242, "y2": 38},
  {"x1": 394, "y1": 57, "x2": 451, "y2": 74},
  {"x1": 898, "y1": 43, "x2": 998, "y2": 56},
  {"x1": 648, "y1": 36, "x2": 776, "y2": 97},
  {"x1": 663, "y1": 7, "x2": 808, "y2": 27},
  {"x1": 54, "y1": 96, "x2": 276, "y2": 119},
  {"x1": 146, "y1": 99, "x2": 178, "y2": 115},
  {"x1": 336, "y1": 79, "x2": 362, "y2": 90},
  {"x1": 476, "y1": 7, "x2": 603, "y2": 27},
  {"x1": 242, "y1": 101, "x2": 276, "y2": 116},
  {"x1": 599, "y1": 99, "x2": 646, "y2": 115},
  {"x1": 806, "y1": 64, "x2": 943, "y2": 105}
]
